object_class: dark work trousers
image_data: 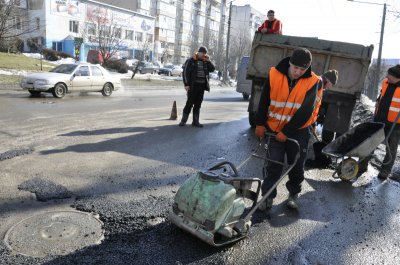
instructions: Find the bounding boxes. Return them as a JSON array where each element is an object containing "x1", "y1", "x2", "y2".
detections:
[
  {"x1": 183, "y1": 83, "x2": 206, "y2": 115},
  {"x1": 262, "y1": 127, "x2": 310, "y2": 198}
]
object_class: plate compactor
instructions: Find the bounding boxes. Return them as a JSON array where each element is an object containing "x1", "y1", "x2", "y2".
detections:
[{"x1": 169, "y1": 136, "x2": 300, "y2": 246}]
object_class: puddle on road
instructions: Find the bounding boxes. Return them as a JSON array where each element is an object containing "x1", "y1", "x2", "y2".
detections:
[
  {"x1": 18, "y1": 177, "x2": 72, "y2": 201},
  {"x1": 0, "y1": 148, "x2": 33, "y2": 161},
  {"x1": 4, "y1": 210, "x2": 104, "y2": 258}
]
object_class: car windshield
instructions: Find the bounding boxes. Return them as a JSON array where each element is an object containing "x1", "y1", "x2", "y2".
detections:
[
  {"x1": 164, "y1": 64, "x2": 174, "y2": 69},
  {"x1": 50, "y1": 64, "x2": 78, "y2": 74}
]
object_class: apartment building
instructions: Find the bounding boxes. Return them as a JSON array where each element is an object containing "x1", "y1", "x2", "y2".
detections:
[
  {"x1": 230, "y1": 4, "x2": 265, "y2": 44},
  {"x1": 23, "y1": 0, "x2": 155, "y2": 61}
]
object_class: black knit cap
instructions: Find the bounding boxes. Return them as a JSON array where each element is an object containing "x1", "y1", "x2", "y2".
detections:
[
  {"x1": 198, "y1": 46, "x2": 207, "y2": 54},
  {"x1": 289, "y1": 48, "x2": 312, "y2": 68},
  {"x1": 323, "y1": 70, "x2": 339, "y2": 85},
  {"x1": 388, "y1": 64, "x2": 400, "y2": 78}
]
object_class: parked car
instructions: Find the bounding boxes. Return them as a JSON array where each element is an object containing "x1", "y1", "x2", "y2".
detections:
[
  {"x1": 20, "y1": 63, "x2": 121, "y2": 98},
  {"x1": 134, "y1": 61, "x2": 158, "y2": 74},
  {"x1": 87, "y1": 50, "x2": 109, "y2": 64},
  {"x1": 209, "y1": 70, "x2": 219, "y2": 80},
  {"x1": 159, "y1": 64, "x2": 183, "y2": 76}
]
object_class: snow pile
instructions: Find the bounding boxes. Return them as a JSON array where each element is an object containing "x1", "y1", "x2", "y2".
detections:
[{"x1": 23, "y1": 53, "x2": 76, "y2": 65}]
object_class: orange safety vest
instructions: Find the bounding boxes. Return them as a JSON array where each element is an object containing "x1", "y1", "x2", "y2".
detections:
[
  {"x1": 309, "y1": 79, "x2": 324, "y2": 124},
  {"x1": 379, "y1": 79, "x2": 400, "y2": 123},
  {"x1": 266, "y1": 67, "x2": 320, "y2": 132}
]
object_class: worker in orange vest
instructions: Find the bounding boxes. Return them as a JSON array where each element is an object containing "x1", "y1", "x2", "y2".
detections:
[
  {"x1": 357, "y1": 65, "x2": 400, "y2": 180},
  {"x1": 255, "y1": 48, "x2": 322, "y2": 210},
  {"x1": 258, "y1": 10, "x2": 283, "y2": 35}
]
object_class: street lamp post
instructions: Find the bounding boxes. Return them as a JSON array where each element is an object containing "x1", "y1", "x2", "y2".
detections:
[{"x1": 348, "y1": 0, "x2": 387, "y2": 101}]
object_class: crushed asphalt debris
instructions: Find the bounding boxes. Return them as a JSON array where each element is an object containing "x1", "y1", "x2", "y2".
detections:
[
  {"x1": 18, "y1": 177, "x2": 72, "y2": 201},
  {"x1": 0, "y1": 148, "x2": 33, "y2": 161}
]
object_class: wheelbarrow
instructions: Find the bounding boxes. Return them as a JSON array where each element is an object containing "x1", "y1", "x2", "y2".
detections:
[
  {"x1": 321, "y1": 118, "x2": 398, "y2": 181},
  {"x1": 169, "y1": 133, "x2": 299, "y2": 246}
]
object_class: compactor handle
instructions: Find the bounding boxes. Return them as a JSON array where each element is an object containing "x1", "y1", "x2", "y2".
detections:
[{"x1": 208, "y1": 161, "x2": 240, "y2": 177}]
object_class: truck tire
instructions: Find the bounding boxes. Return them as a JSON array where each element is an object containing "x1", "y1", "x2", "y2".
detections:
[{"x1": 249, "y1": 111, "x2": 256, "y2": 128}]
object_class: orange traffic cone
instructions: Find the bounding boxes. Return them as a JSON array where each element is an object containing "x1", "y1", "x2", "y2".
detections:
[{"x1": 169, "y1": 101, "x2": 178, "y2": 120}]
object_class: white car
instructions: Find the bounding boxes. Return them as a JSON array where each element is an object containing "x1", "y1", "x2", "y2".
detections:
[{"x1": 20, "y1": 63, "x2": 121, "y2": 98}]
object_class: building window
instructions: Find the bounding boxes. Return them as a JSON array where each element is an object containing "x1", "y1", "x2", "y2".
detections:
[
  {"x1": 146, "y1": 33, "x2": 153, "y2": 43},
  {"x1": 115, "y1": 28, "x2": 121, "y2": 39},
  {"x1": 52, "y1": 42, "x2": 62, "y2": 51},
  {"x1": 135, "y1": 32, "x2": 143, "y2": 42},
  {"x1": 69, "y1": 20, "x2": 79, "y2": 33},
  {"x1": 36, "y1": 17, "x2": 40, "y2": 30},
  {"x1": 125, "y1": 30, "x2": 133, "y2": 40},
  {"x1": 13, "y1": 16, "x2": 22, "y2": 30},
  {"x1": 100, "y1": 25, "x2": 110, "y2": 36},
  {"x1": 86, "y1": 23, "x2": 96, "y2": 35}
]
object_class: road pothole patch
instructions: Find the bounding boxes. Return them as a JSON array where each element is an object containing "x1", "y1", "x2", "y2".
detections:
[
  {"x1": 4, "y1": 210, "x2": 104, "y2": 258},
  {"x1": 18, "y1": 177, "x2": 72, "y2": 201},
  {"x1": 0, "y1": 148, "x2": 33, "y2": 161}
]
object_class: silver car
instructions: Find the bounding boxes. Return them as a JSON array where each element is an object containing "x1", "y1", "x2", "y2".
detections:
[{"x1": 20, "y1": 63, "x2": 121, "y2": 98}]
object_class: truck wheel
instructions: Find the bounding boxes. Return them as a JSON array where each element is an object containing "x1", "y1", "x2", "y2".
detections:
[
  {"x1": 242, "y1": 93, "x2": 249, "y2": 100},
  {"x1": 249, "y1": 111, "x2": 256, "y2": 128},
  {"x1": 28, "y1": 90, "x2": 41, "y2": 96},
  {"x1": 52, "y1": 83, "x2": 66, "y2": 98}
]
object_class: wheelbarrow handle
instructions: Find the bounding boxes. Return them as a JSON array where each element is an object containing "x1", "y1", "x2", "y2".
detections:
[{"x1": 381, "y1": 110, "x2": 400, "y2": 166}]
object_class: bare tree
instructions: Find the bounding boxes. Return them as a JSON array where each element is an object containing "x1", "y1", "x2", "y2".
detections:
[
  {"x1": 0, "y1": 0, "x2": 37, "y2": 51},
  {"x1": 364, "y1": 60, "x2": 389, "y2": 100},
  {"x1": 229, "y1": 26, "x2": 252, "y2": 79},
  {"x1": 160, "y1": 43, "x2": 172, "y2": 64},
  {"x1": 82, "y1": 4, "x2": 125, "y2": 65},
  {"x1": 130, "y1": 34, "x2": 153, "y2": 79}
]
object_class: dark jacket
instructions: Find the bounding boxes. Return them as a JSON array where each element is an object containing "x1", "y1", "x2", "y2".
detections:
[
  {"x1": 374, "y1": 80, "x2": 400, "y2": 126},
  {"x1": 183, "y1": 55, "x2": 215, "y2": 91},
  {"x1": 256, "y1": 57, "x2": 321, "y2": 138}
]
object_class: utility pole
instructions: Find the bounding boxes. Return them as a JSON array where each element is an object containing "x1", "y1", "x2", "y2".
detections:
[
  {"x1": 373, "y1": 3, "x2": 386, "y2": 101},
  {"x1": 223, "y1": 1, "x2": 232, "y2": 83}
]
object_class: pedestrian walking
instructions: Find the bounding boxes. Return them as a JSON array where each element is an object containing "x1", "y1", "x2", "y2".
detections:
[
  {"x1": 218, "y1": 70, "x2": 222, "y2": 81},
  {"x1": 258, "y1": 10, "x2": 283, "y2": 35},
  {"x1": 255, "y1": 48, "x2": 322, "y2": 210},
  {"x1": 357, "y1": 65, "x2": 400, "y2": 180},
  {"x1": 179, "y1": 46, "x2": 215, "y2": 127}
]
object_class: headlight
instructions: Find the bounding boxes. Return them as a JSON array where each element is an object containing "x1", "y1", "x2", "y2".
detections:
[
  {"x1": 20, "y1": 78, "x2": 27, "y2": 84},
  {"x1": 34, "y1": 79, "x2": 49, "y2": 86}
]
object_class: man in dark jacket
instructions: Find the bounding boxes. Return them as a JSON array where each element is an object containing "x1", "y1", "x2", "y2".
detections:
[
  {"x1": 255, "y1": 48, "x2": 322, "y2": 210},
  {"x1": 357, "y1": 65, "x2": 400, "y2": 180},
  {"x1": 179, "y1": 46, "x2": 215, "y2": 127}
]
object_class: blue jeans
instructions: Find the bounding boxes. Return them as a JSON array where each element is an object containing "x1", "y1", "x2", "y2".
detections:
[{"x1": 262, "y1": 128, "x2": 310, "y2": 198}]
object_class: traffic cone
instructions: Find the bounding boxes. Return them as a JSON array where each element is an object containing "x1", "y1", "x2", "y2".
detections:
[{"x1": 169, "y1": 100, "x2": 178, "y2": 120}]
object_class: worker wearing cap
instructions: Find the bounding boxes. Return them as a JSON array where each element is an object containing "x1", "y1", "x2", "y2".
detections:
[
  {"x1": 255, "y1": 48, "x2": 322, "y2": 210},
  {"x1": 180, "y1": 46, "x2": 215, "y2": 127},
  {"x1": 258, "y1": 10, "x2": 282, "y2": 35},
  {"x1": 306, "y1": 70, "x2": 339, "y2": 169},
  {"x1": 358, "y1": 64, "x2": 400, "y2": 180}
]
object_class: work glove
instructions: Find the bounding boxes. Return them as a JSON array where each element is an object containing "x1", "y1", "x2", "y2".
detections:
[
  {"x1": 275, "y1": 131, "x2": 287, "y2": 142},
  {"x1": 255, "y1": 125, "x2": 266, "y2": 138}
]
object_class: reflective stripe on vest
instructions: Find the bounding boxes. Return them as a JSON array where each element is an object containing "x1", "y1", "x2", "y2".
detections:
[
  {"x1": 266, "y1": 67, "x2": 320, "y2": 132},
  {"x1": 309, "y1": 79, "x2": 324, "y2": 124},
  {"x1": 381, "y1": 79, "x2": 400, "y2": 123}
]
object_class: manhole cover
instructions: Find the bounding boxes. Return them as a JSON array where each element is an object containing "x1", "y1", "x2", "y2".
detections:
[{"x1": 4, "y1": 210, "x2": 104, "y2": 257}]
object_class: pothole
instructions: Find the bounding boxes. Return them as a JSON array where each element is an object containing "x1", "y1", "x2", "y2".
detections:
[
  {"x1": 4, "y1": 210, "x2": 104, "y2": 257},
  {"x1": 18, "y1": 177, "x2": 72, "y2": 201}
]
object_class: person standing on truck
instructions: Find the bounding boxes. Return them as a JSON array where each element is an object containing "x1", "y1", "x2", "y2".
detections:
[
  {"x1": 258, "y1": 10, "x2": 282, "y2": 35},
  {"x1": 305, "y1": 70, "x2": 339, "y2": 169},
  {"x1": 357, "y1": 65, "x2": 400, "y2": 180},
  {"x1": 179, "y1": 46, "x2": 215, "y2": 128},
  {"x1": 255, "y1": 48, "x2": 322, "y2": 210}
]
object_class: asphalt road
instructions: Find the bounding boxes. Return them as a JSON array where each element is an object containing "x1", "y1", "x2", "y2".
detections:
[{"x1": 0, "y1": 84, "x2": 400, "y2": 265}]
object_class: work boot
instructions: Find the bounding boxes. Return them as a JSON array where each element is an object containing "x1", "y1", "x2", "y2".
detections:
[
  {"x1": 258, "y1": 198, "x2": 273, "y2": 211},
  {"x1": 286, "y1": 193, "x2": 298, "y2": 209},
  {"x1": 192, "y1": 112, "x2": 203, "y2": 128},
  {"x1": 179, "y1": 113, "x2": 189, "y2": 126}
]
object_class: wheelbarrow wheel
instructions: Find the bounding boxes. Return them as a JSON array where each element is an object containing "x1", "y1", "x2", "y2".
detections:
[{"x1": 338, "y1": 158, "x2": 359, "y2": 181}]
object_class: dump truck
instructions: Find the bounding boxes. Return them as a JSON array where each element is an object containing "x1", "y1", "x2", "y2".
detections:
[
  {"x1": 236, "y1": 56, "x2": 252, "y2": 100},
  {"x1": 246, "y1": 32, "x2": 374, "y2": 134}
]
